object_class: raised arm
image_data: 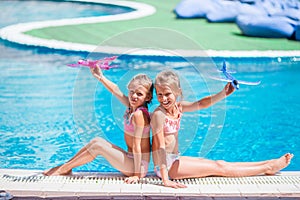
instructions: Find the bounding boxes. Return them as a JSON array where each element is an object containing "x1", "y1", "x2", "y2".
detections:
[
  {"x1": 182, "y1": 82, "x2": 235, "y2": 112},
  {"x1": 90, "y1": 66, "x2": 129, "y2": 106}
]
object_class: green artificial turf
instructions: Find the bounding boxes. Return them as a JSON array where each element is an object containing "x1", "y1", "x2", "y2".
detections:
[{"x1": 25, "y1": 0, "x2": 300, "y2": 51}]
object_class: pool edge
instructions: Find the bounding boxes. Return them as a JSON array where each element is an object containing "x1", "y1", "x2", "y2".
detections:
[{"x1": 1, "y1": 169, "x2": 300, "y2": 199}]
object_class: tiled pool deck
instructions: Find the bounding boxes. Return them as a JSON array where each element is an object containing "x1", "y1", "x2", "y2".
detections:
[{"x1": 1, "y1": 169, "x2": 300, "y2": 199}]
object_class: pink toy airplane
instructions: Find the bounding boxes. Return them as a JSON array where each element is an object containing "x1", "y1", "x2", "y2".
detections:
[{"x1": 67, "y1": 56, "x2": 118, "y2": 70}]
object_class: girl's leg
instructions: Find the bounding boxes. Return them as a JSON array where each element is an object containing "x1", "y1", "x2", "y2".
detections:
[
  {"x1": 65, "y1": 141, "x2": 96, "y2": 163},
  {"x1": 43, "y1": 141, "x2": 97, "y2": 176},
  {"x1": 168, "y1": 153, "x2": 293, "y2": 179},
  {"x1": 44, "y1": 137, "x2": 134, "y2": 176}
]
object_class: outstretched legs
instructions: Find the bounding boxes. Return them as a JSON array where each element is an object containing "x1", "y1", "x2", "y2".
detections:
[
  {"x1": 43, "y1": 137, "x2": 134, "y2": 176},
  {"x1": 168, "y1": 153, "x2": 293, "y2": 179}
]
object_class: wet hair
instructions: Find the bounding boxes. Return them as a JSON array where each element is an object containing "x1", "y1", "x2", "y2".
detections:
[
  {"x1": 127, "y1": 74, "x2": 153, "y2": 108},
  {"x1": 154, "y1": 70, "x2": 183, "y2": 99}
]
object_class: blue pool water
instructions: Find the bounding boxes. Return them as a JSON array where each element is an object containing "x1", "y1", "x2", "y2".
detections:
[
  {"x1": 0, "y1": 0, "x2": 133, "y2": 24},
  {"x1": 0, "y1": 1, "x2": 300, "y2": 173}
]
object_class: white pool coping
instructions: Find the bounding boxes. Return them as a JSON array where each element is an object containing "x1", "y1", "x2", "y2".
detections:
[
  {"x1": 1, "y1": 169, "x2": 300, "y2": 199},
  {"x1": 1, "y1": 0, "x2": 300, "y2": 58}
]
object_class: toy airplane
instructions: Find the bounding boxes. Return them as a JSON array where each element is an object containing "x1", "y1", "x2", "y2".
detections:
[
  {"x1": 209, "y1": 61, "x2": 261, "y2": 90},
  {"x1": 67, "y1": 56, "x2": 118, "y2": 70}
]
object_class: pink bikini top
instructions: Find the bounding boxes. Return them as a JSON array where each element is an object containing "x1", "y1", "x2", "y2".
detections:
[
  {"x1": 162, "y1": 104, "x2": 182, "y2": 134},
  {"x1": 124, "y1": 106, "x2": 151, "y2": 134}
]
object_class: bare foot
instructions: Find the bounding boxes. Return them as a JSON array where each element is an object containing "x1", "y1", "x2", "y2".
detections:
[
  {"x1": 43, "y1": 165, "x2": 72, "y2": 176},
  {"x1": 265, "y1": 153, "x2": 294, "y2": 175}
]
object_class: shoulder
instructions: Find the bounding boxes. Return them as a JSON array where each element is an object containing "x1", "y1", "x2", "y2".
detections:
[
  {"x1": 179, "y1": 101, "x2": 190, "y2": 112},
  {"x1": 151, "y1": 107, "x2": 166, "y2": 121},
  {"x1": 132, "y1": 109, "x2": 144, "y2": 119},
  {"x1": 131, "y1": 109, "x2": 147, "y2": 126},
  {"x1": 178, "y1": 101, "x2": 186, "y2": 107},
  {"x1": 132, "y1": 107, "x2": 151, "y2": 121},
  {"x1": 176, "y1": 102, "x2": 183, "y2": 112},
  {"x1": 151, "y1": 108, "x2": 165, "y2": 130}
]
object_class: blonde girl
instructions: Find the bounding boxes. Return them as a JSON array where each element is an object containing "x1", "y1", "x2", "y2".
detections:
[
  {"x1": 151, "y1": 69, "x2": 293, "y2": 188},
  {"x1": 44, "y1": 65, "x2": 153, "y2": 184}
]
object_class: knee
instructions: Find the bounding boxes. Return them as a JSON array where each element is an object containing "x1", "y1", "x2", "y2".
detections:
[
  {"x1": 90, "y1": 137, "x2": 104, "y2": 145},
  {"x1": 215, "y1": 160, "x2": 228, "y2": 174},
  {"x1": 168, "y1": 161, "x2": 180, "y2": 179},
  {"x1": 216, "y1": 160, "x2": 226, "y2": 166},
  {"x1": 89, "y1": 137, "x2": 106, "y2": 152},
  {"x1": 168, "y1": 172, "x2": 180, "y2": 180}
]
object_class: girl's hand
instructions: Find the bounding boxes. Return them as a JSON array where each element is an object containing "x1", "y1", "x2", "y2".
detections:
[
  {"x1": 224, "y1": 82, "x2": 235, "y2": 96},
  {"x1": 163, "y1": 179, "x2": 187, "y2": 189},
  {"x1": 90, "y1": 65, "x2": 103, "y2": 80},
  {"x1": 124, "y1": 176, "x2": 139, "y2": 184}
]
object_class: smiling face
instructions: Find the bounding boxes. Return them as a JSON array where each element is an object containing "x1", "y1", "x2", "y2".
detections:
[
  {"x1": 155, "y1": 84, "x2": 177, "y2": 111},
  {"x1": 154, "y1": 70, "x2": 182, "y2": 111}
]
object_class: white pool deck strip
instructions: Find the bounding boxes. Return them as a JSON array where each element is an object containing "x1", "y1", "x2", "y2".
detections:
[{"x1": 1, "y1": 169, "x2": 300, "y2": 199}]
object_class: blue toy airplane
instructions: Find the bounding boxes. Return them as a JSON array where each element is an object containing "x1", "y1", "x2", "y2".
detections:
[{"x1": 209, "y1": 61, "x2": 261, "y2": 90}]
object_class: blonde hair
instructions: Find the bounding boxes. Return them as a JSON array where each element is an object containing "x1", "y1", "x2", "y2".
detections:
[
  {"x1": 154, "y1": 70, "x2": 183, "y2": 99},
  {"x1": 127, "y1": 74, "x2": 153, "y2": 107}
]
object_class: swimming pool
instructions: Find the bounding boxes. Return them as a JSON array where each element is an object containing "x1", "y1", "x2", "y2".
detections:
[{"x1": 1, "y1": 1, "x2": 299, "y2": 173}]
